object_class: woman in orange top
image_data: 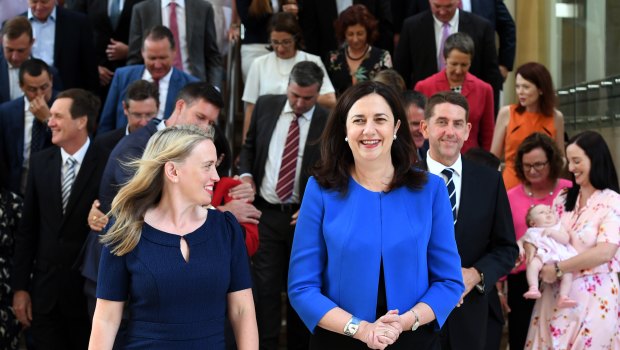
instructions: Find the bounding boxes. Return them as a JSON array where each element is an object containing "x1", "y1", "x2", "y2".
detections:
[{"x1": 491, "y1": 62, "x2": 565, "y2": 190}]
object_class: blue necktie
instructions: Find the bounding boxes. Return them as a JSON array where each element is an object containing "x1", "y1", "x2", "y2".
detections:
[
  {"x1": 442, "y1": 168, "x2": 457, "y2": 224},
  {"x1": 109, "y1": 0, "x2": 121, "y2": 29}
]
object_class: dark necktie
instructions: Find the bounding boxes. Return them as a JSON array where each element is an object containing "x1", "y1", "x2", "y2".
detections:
[
  {"x1": 61, "y1": 157, "x2": 77, "y2": 213},
  {"x1": 442, "y1": 168, "x2": 457, "y2": 224},
  {"x1": 31, "y1": 119, "x2": 46, "y2": 153},
  {"x1": 275, "y1": 114, "x2": 300, "y2": 202},
  {"x1": 109, "y1": 0, "x2": 121, "y2": 29}
]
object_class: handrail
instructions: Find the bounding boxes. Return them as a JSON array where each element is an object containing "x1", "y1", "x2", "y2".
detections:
[{"x1": 224, "y1": 37, "x2": 242, "y2": 176}]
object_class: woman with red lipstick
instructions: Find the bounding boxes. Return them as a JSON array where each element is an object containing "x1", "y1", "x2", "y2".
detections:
[
  {"x1": 415, "y1": 32, "x2": 494, "y2": 155},
  {"x1": 491, "y1": 62, "x2": 565, "y2": 190},
  {"x1": 89, "y1": 125, "x2": 258, "y2": 350}
]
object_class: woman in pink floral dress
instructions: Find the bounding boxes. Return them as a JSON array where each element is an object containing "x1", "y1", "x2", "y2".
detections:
[{"x1": 525, "y1": 130, "x2": 620, "y2": 349}]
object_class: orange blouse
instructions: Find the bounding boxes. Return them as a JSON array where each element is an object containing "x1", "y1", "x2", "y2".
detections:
[{"x1": 502, "y1": 104, "x2": 556, "y2": 190}]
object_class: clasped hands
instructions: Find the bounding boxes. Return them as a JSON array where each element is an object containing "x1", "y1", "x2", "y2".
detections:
[{"x1": 356, "y1": 310, "x2": 404, "y2": 349}]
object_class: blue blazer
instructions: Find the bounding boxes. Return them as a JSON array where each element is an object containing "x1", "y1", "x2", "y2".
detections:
[
  {"x1": 288, "y1": 175, "x2": 464, "y2": 332},
  {"x1": 0, "y1": 95, "x2": 55, "y2": 194},
  {"x1": 0, "y1": 54, "x2": 63, "y2": 104},
  {"x1": 96, "y1": 65, "x2": 199, "y2": 135}
]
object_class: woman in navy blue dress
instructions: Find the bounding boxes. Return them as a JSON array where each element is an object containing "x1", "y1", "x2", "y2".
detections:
[{"x1": 89, "y1": 125, "x2": 258, "y2": 349}]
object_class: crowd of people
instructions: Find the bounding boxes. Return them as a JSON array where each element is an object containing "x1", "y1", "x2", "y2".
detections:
[{"x1": 0, "y1": 1, "x2": 618, "y2": 350}]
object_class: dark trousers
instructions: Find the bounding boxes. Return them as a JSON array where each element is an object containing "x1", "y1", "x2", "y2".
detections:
[
  {"x1": 484, "y1": 285, "x2": 505, "y2": 350},
  {"x1": 507, "y1": 272, "x2": 535, "y2": 350},
  {"x1": 252, "y1": 198, "x2": 308, "y2": 350},
  {"x1": 31, "y1": 304, "x2": 90, "y2": 350}
]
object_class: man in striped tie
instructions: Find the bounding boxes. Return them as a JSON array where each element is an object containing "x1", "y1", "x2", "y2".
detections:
[
  {"x1": 238, "y1": 61, "x2": 329, "y2": 350},
  {"x1": 11, "y1": 88, "x2": 106, "y2": 349},
  {"x1": 419, "y1": 91, "x2": 517, "y2": 350}
]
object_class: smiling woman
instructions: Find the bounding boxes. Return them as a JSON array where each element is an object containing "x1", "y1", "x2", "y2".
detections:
[
  {"x1": 415, "y1": 32, "x2": 495, "y2": 154},
  {"x1": 288, "y1": 81, "x2": 464, "y2": 350}
]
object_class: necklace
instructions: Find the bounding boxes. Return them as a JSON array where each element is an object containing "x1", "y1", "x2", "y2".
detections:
[
  {"x1": 524, "y1": 181, "x2": 557, "y2": 207},
  {"x1": 346, "y1": 44, "x2": 369, "y2": 61}
]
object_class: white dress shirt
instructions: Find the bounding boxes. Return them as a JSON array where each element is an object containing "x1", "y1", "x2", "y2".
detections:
[
  {"x1": 28, "y1": 6, "x2": 56, "y2": 66},
  {"x1": 161, "y1": 0, "x2": 189, "y2": 73},
  {"x1": 21, "y1": 97, "x2": 35, "y2": 193},
  {"x1": 426, "y1": 152, "x2": 463, "y2": 216},
  {"x1": 142, "y1": 67, "x2": 173, "y2": 120},
  {"x1": 259, "y1": 103, "x2": 315, "y2": 204},
  {"x1": 336, "y1": 0, "x2": 353, "y2": 15},
  {"x1": 8, "y1": 65, "x2": 21, "y2": 100}
]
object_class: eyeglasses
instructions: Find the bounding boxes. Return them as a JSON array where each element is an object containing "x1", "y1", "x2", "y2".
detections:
[
  {"x1": 269, "y1": 39, "x2": 294, "y2": 48},
  {"x1": 523, "y1": 161, "x2": 549, "y2": 171}
]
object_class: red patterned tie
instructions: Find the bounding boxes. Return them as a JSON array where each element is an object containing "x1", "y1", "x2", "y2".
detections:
[
  {"x1": 275, "y1": 114, "x2": 300, "y2": 201},
  {"x1": 169, "y1": 1, "x2": 183, "y2": 71}
]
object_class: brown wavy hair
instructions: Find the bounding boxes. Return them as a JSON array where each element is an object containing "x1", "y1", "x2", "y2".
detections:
[
  {"x1": 514, "y1": 132, "x2": 564, "y2": 184},
  {"x1": 334, "y1": 4, "x2": 379, "y2": 45},
  {"x1": 313, "y1": 81, "x2": 427, "y2": 194},
  {"x1": 514, "y1": 62, "x2": 557, "y2": 117}
]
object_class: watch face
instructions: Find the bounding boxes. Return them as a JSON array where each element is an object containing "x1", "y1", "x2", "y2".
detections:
[
  {"x1": 412, "y1": 321, "x2": 420, "y2": 331},
  {"x1": 350, "y1": 324, "x2": 359, "y2": 334}
]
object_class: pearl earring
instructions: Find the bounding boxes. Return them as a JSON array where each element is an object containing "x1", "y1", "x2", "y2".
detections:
[
  {"x1": 345, "y1": 137, "x2": 348, "y2": 142},
  {"x1": 393, "y1": 134, "x2": 397, "y2": 140}
]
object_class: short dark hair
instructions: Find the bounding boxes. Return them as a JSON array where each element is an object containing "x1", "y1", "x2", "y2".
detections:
[
  {"x1": 268, "y1": 12, "x2": 303, "y2": 50},
  {"x1": 401, "y1": 90, "x2": 426, "y2": 110},
  {"x1": 289, "y1": 61, "x2": 324, "y2": 90},
  {"x1": 424, "y1": 91, "x2": 470, "y2": 122},
  {"x1": 514, "y1": 62, "x2": 556, "y2": 117},
  {"x1": 123, "y1": 80, "x2": 160, "y2": 108},
  {"x1": 18, "y1": 58, "x2": 52, "y2": 85},
  {"x1": 443, "y1": 32, "x2": 474, "y2": 59},
  {"x1": 334, "y1": 4, "x2": 379, "y2": 45},
  {"x1": 176, "y1": 82, "x2": 224, "y2": 110},
  {"x1": 514, "y1": 132, "x2": 564, "y2": 184},
  {"x1": 372, "y1": 69, "x2": 406, "y2": 92},
  {"x1": 313, "y1": 81, "x2": 427, "y2": 193},
  {"x1": 56, "y1": 89, "x2": 101, "y2": 134},
  {"x1": 143, "y1": 25, "x2": 175, "y2": 50},
  {"x1": 464, "y1": 147, "x2": 500, "y2": 170},
  {"x1": 2, "y1": 16, "x2": 33, "y2": 41},
  {"x1": 564, "y1": 131, "x2": 619, "y2": 211}
]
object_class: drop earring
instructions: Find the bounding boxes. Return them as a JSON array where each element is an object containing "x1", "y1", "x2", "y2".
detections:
[
  {"x1": 345, "y1": 137, "x2": 348, "y2": 142},
  {"x1": 393, "y1": 134, "x2": 397, "y2": 140}
]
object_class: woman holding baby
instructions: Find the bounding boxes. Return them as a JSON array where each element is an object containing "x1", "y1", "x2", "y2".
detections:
[{"x1": 525, "y1": 130, "x2": 620, "y2": 349}]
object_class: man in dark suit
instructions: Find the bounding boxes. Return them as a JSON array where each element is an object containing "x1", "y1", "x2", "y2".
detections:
[
  {"x1": 238, "y1": 61, "x2": 329, "y2": 350},
  {"x1": 127, "y1": 0, "x2": 222, "y2": 86},
  {"x1": 299, "y1": 0, "x2": 393, "y2": 60},
  {"x1": 96, "y1": 79, "x2": 159, "y2": 154},
  {"x1": 68, "y1": 0, "x2": 145, "y2": 87},
  {"x1": 97, "y1": 25, "x2": 199, "y2": 135},
  {"x1": 394, "y1": 0, "x2": 502, "y2": 96},
  {"x1": 419, "y1": 91, "x2": 517, "y2": 350},
  {"x1": 11, "y1": 88, "x2": 104, "y2": 349},
  {"x1": 398, "y1": 0, "x2": 516, "y2": 80},
  {"x1": 1, "y1": 16, "x2": 62, "y2": 104},
  {"x1": 402, "y1": 90, "x2": 428, "y2": 162},
  {"x1": 22, "y1": 1, "x2": 98, "y2": 92},
  {"x1": 0, "y1": 58, "x2": 56, "y2": 196}
]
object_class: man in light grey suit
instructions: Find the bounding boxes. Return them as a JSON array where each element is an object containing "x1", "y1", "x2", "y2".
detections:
[{"x1": 127, "y1": 0, "x2": 222, "y2": 87}]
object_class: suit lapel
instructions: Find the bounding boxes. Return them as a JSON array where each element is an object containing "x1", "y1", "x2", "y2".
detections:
[
  {"x1": 53, "y1": 6, "x2": 64, "y2": 67},
  {"x1": 184, "y1": 0, "x2": 194, "y2": 46},
  {"x1": 0, "y1": 58, "x2": 9, "y2": 102},
  {"x1": 62, "y1": 143, "x2": 97, "y2": 225},
  {"x1": 46, "y1": 148, "x2": 64, "y2": 220},
  {"x1": 301, "y1": 106, "x2": 325, "y2": 171},
  {"x1": 454, "y1": 159, "x2": 473, "y2": 238}
]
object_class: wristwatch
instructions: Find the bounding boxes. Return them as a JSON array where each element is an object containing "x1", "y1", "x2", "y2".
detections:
[
  {"x1": 555, "y1": 262, "x2": 564, "y2": 278},
  {"x1": 475, "y1": 271, "x2": 485, "y2": 294},
  {"x1": 344, "y1": 316, "x2": 361, "y2": 337},
  {"x1": 409, "y1": 309, "x2": 420, "y2": 331}
]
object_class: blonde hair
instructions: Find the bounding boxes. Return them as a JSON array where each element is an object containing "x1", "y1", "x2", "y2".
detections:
[{"x1": 101, "y1": 125, "x2": 215, "y2": 255}]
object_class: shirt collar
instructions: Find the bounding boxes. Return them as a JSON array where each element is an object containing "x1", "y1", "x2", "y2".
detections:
[
  {"x1": 28, "y1": 6, "x2": 57, "y2": 23},
  {"x1": 143, "y1": 65, "x2": 173, "y2": 84},
  {"x1": 24, "y1": 96, "x2": 30, "y2": 111},
  {"x1": 433, "y1": 8, "x2": 459, "y2": 27},
  {"x1": 282, "y1": 101, "x2": 315, "y2": 122},
  {"x1": 60, "y1": 137, "x2": 90, "y2": 164},
  {"x1": 426, "y1": 151, "x2": 462, "y2": 177},
  {"x1": 162, "y1": 0, "x2": 185, "y2": 8}
]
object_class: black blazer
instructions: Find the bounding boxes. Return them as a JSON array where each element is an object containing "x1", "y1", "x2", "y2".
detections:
[
  {"x1": 421, "y1": 158, "x2": 517, "y2": 350},
  {"x1": 0, "y1": 54, "x2": 63, "y2": 104},
  {"x1": 11, "y1": 142, "x2": 106, "y2": 315},
  {"x1": 394, "y1": 10, "x2": 502, "y2": 91},
  {"x1": 20, "y1": 6, "x2": 98, "y2": 92},
  {"x1": 238, "y1": 94, "x2": 328, "y2": 202},
  {"x1": 69, "y1": 0, "x2": 145, "y2": 71},
  {"x1": 299, "y1": 0, "x2": 394, "y2": 60},
  {"x1": 397, "y1": 0, "x2": 516, "y2": 71}
]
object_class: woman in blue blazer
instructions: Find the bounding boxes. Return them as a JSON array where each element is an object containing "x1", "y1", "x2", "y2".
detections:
[{"x1": 288, "y1": 81, "x2": 464, "y2": 349}]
